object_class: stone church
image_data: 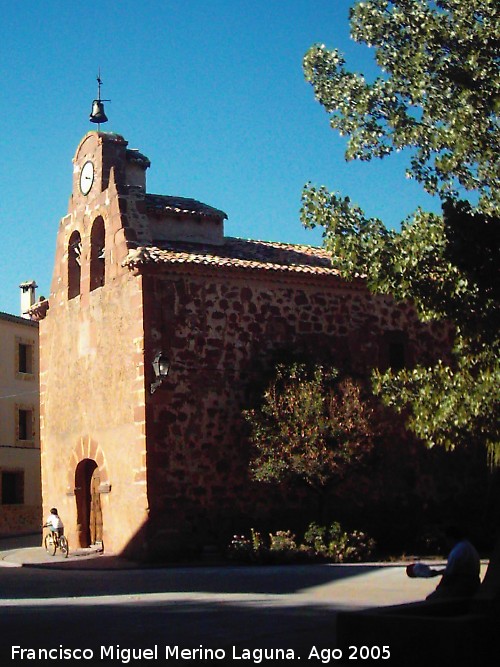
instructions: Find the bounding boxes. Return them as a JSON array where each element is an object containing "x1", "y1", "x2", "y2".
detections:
[{"x1": 32, "y1": 130, "x2": 450, "y2": 559}]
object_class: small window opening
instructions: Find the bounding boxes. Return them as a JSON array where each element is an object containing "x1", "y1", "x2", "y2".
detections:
[
  {"x1": 18, "y1": 343, "x2": 33, "y2": 374},
  {"x1": 388, "y1": 341, "x2": 406, "y2": 371},
  {"x1": 18, "y1": 409, "x2": 33, "y2": 441},
  {"x1": 382, "y1": 331, "x2": 408, "y2": 371},
  {"x1": 1, "y1": 471, "x2": 24, "y2": 504}
]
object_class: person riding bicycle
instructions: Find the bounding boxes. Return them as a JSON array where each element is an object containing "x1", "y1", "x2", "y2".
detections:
[{"x1": 43, "y1": 508, "x2": 64, "y2": 538}]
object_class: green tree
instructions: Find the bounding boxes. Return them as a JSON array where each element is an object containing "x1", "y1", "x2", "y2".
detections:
[
  {"x1": 303, "y1": 0, "x2": 499, "y2": 214},
  {"x1": 301, "y1": 0, "x2": 499, "y2": 596},
  {"x1": 244, "y1": 364, "x2": 379, "y2": 519}
]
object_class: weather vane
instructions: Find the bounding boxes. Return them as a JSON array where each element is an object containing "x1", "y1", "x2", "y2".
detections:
[{"x1": 89, "y1": 70, "x2": 110, "y2": 128}]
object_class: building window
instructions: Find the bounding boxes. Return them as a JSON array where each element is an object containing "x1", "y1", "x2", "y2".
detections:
[
  {"x1": 382, "y1": 331, "x2": 408, "y2": 371},
  {"x1": 388, "y1": 340, "x2": 406, "y2": 371},
  {"x1": 1, "y1": 470, "x2": 24, "y2": 505},
  {"x1": 18, "y1": 341, "x2": 34, "y2": 375},
  {"x1": 68, "y1": 230, "x2": 82, "y2": 300},
  {"x1": 90, "y1": 217, "x2": 105, "y2": 291},
  {"x1": 17, "y1": 408, "x2": 33, "y2": 442}
]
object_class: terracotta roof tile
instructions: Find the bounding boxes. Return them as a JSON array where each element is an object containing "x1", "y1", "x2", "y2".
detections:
[
  {"x1": 145, "y1": 194, "x2": 227, "y2": 220},
  {"x1": 123, "y1": 237, "x2": 340, "y2": 275}
]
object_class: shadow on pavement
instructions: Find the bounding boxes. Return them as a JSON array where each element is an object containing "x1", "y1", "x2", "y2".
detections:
[
  {"x1": 0, "y1": 558, "x2": 389, "y2": 598},
  {"x1": 0, "y1": 596, "x2": 341, "y2": 665}
]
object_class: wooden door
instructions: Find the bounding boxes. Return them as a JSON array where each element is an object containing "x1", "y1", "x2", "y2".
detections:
[{"x1": 89, "y1": 467, "x2": 103, "y2": 544}]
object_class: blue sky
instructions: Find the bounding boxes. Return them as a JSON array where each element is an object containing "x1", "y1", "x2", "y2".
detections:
[{"x1": 0, "y1": 0, "x2": 440, "y2": 316}]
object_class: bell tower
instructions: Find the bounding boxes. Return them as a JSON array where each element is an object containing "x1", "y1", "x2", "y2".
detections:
[
  {"x1": 39, "y1": 92, "x2": 153, "y2": 556},
  {"x1": 72, "y1": 74, "x2": 150, "y2": 204},
  {"x1": 72, "y1": 131, "x2": 128, "y2": 201}
]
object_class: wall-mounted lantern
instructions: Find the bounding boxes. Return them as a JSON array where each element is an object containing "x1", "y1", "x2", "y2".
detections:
[{"x1": 151, "y1": 351, "x2": 170, "y2": 394}]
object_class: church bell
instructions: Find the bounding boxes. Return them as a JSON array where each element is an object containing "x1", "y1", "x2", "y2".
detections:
[{"x1": 90, "y1": 99, "x2": 108, "y2": 124}]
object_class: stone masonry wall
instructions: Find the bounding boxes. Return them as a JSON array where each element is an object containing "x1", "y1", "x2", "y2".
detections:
[
  {"x1": 143, "y1": 267, "x2": 453, "y2": 555},
  {"x1": 40, "y1": 273, "x2": 147, "y2": 555}
]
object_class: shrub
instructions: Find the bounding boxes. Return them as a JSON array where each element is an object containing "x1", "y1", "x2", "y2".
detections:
[
  {"x1": 269, "y1": 530, "x2": 297, "y2": 552},
  {"x1": 303, "y1": 522, "x2": 328, "y2": 555},
  {"x1": 303, "y1": 521, "x2": 375, "y2": 563},
  {"x1": 227, "y1": 522, "x2": 375, "y2": 564},
  {"x1": 227, "y1": 529, "x2": 266, "y2": 563},
  {"x1": 268, "y1": 530, "x2": 299, "y2": 562}
]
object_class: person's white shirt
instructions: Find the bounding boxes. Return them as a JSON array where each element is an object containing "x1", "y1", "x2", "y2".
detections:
[
  {"x1": 46, "y1": 514, "x2": 63, "y2": 530},
  {"x1": 445, "y1": 539, "x2": 480, "y2": 579}
]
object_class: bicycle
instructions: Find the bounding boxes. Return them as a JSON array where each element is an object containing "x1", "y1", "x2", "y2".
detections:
[{"x1": 44, "y1": 530, "x2": 69, "y2": 558}]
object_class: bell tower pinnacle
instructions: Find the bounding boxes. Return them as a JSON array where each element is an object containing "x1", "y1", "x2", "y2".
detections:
[{"x1": 89, "y1": 71, "x2": 110, "y2": 129}]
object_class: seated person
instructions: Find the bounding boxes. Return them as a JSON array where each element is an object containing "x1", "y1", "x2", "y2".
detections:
[{"x1": 426, "y1": 525, "x2": 481, "y2": 601}]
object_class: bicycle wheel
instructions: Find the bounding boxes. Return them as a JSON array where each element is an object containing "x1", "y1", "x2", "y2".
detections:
[
  {"x1": 44, "y1": 533, "x2": 56, "y2": 556},
  {"x1": 59, "y1": 535, "x2": 69, "y2": 558}
]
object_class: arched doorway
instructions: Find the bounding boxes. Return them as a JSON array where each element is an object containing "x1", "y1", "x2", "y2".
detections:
[{"x1": 74, "y1": 459, "x2": 103, "y2": 548}]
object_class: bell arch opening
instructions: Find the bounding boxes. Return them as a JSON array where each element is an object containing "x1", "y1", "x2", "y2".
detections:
[
  {"x1": 90, "y1": 217, "x2": 105, "y2": 291},
  {"x1": 68, "y1": 230, "x2": 82, "y2": 300}
]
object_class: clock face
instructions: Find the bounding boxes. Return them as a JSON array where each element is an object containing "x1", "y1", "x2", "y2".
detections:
[{"x1": 79, "y1": 160, "x2": 95, "y2": 195}]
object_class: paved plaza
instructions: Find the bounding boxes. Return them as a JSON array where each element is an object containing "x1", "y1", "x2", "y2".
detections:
[{"x1": 3, "y1": 533, "x2": 483, "y2": 665}]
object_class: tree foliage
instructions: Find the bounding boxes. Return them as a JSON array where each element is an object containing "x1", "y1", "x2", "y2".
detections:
[
  {"x1": 303, "y1": 0, "x2": 499, "y2": 213},
  {"x1": 244, "y1": 364, "x2": 379, "y2": 496},
  {"x1": 300, "y1": 0, "x2": 499, "y2": 460}
]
